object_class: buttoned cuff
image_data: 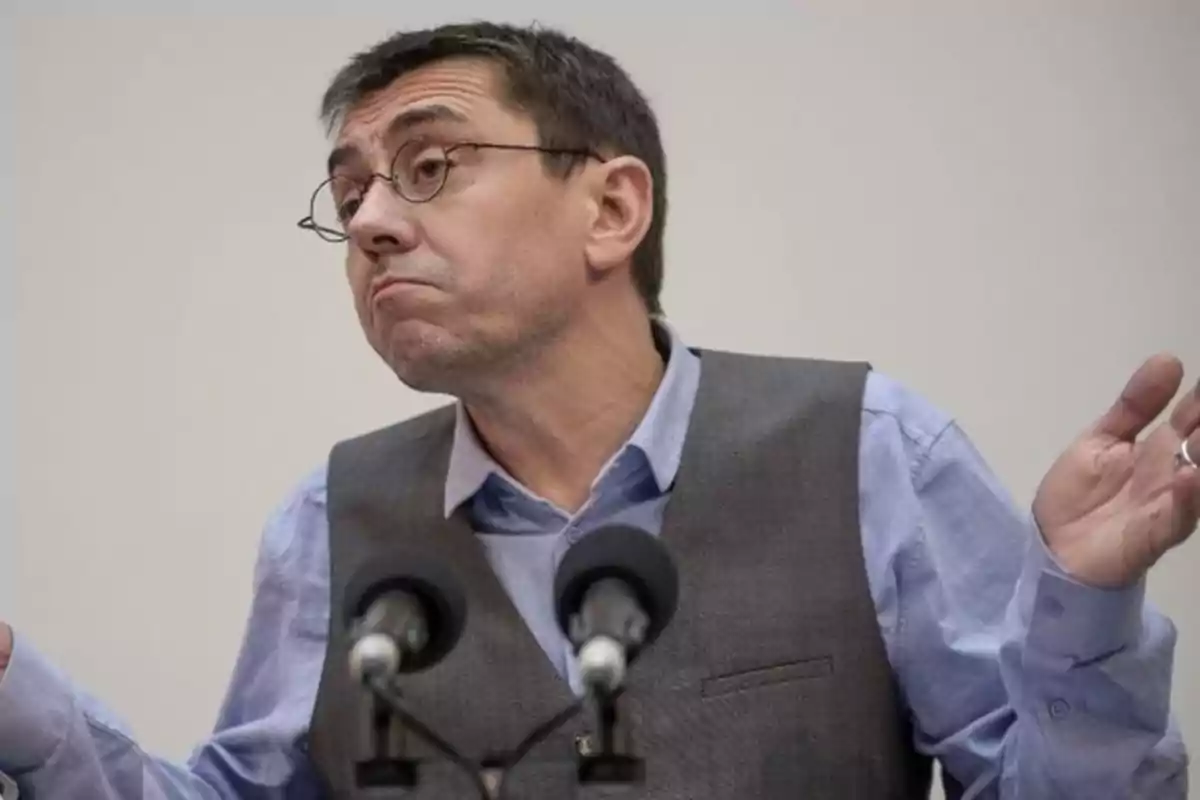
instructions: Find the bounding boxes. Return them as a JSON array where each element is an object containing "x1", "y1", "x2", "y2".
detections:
[
  {"x1": 0, "y1": 632, "x2": 75, "y2": 774},
  {"x1": 1022, "y1": 522, "x2": 1146, "y2": 666}
]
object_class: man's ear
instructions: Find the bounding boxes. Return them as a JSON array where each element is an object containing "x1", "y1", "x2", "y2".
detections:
[{"x1": 582, "y1": 155, "x2": 654, "y2": 275}]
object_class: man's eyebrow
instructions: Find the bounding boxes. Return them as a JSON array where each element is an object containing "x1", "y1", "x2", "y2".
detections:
[
  {"x1": 326, "y1": 105, "x2": 471, "y2": 176},
  {"x1": 384, "y1": 104, "x2": 471, "y2": 139},
  {"x1": 326, "y1": 145, "x2": 360, "y2": 176}
]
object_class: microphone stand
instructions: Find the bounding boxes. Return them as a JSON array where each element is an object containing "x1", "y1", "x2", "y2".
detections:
[
  {"x1": 576, "y1": 686, "x2": 644, "y2": 785},
  {"x1": 362, "y1": 676, "x2": 594, "y2": 798},
  {"x1": 355, "y1": 686, "x2": 417, "y2": 789},
  {"x1": 360, "y1": 676, "x2": 644, "y2": 798},
  {"x1": 360, "y1": 675, "x2": 493, "y2": 796}
]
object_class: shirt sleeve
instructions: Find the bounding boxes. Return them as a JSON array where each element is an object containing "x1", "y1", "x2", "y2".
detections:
[
  {"x1": 0, "y1": 468, "x2": 331, "y2": 800},
  {"x1": 859, "y1": 374, "x2": 1188, "y2": 798}
]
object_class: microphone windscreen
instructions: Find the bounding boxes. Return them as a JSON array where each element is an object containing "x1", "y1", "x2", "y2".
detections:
[
  {"x1": 553, "y1": 525, "x2": 679, "y2": 649},
  {"x1": 343, "y1": 551, "x2": 467, "y2": 672}
]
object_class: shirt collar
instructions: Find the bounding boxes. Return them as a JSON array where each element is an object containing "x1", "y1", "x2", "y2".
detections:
[{"x1": 443, "y1": 319, "x2": 701, "y2": 518}]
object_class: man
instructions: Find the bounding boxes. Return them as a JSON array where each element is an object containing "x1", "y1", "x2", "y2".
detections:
[{"x1": 0, "y1": 20, "x2": 1195, "y2": 799}]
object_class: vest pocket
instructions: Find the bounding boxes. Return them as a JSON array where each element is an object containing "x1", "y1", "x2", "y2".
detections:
[{"x1": 700, "y1": 655, "x2": 833, "y2": 699}]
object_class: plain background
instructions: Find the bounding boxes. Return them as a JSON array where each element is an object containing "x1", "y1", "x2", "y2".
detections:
[
  {"x1": 8, "y1": 4, "x2": 1200, "y2": 796},
  {"x1": 2, "y1": 12, "x2": 13, "y2": 620}
]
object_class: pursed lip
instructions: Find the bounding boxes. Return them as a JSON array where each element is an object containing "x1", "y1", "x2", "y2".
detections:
[{"x1": 369, "y1": 275, "x2": 437, "y2": 303}]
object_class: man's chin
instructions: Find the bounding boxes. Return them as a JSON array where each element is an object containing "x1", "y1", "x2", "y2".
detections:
[
  {"x1": 372, "y1": 321, "x2": 531, "y2": 396},
  {"x1": 385, "y1": 351, "x2": 455, "y2": 393},
  {"x1": 380, "y1": 334, "x2": 476, "y2": 395},
  {"x1": 389, "y1": 363, "x2": 456, "y2": 395}
]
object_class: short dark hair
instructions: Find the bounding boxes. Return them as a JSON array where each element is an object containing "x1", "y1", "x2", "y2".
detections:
[{"x1": 320, "y1": 21, "x2": 668, "y2": 315}]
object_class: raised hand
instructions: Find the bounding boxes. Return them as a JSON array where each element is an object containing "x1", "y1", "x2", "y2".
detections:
[{"x1": 1033, "y1": 353, "x2": 1200, "y2": 589}]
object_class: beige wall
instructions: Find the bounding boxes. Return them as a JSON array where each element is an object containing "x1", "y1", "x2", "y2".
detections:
[
  {"x1": 2, "y1": 13, "x2": 13, "y2": 619},
  {"x1": 10, "y1": 5, "x2": 1200, "y2": 795}
]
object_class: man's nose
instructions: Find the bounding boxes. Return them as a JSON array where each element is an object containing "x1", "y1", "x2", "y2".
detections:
[{"x1": 345, "y1": 178, "x2": 420, "y2": 255}]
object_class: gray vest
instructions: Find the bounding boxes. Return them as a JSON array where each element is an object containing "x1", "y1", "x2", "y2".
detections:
[{"x1": 307, "y1": 349, "x2": 932, "y2": 798}]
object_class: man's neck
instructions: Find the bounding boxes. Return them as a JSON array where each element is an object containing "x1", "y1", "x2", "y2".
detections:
[{"x1": 462, "y1": 314, "x2": 666, "y2": 514}]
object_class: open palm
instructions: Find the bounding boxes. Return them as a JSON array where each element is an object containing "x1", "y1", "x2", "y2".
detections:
[{"x1": 1033, "y1": 354, "x2": 1200, "y2": 589}]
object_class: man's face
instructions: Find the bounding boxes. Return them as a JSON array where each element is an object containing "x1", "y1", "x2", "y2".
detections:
[{"x1": 330, "y1": 58, "x2": 593, "y2": 392}]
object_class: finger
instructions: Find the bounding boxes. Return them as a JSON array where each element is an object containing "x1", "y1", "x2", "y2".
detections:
[
  {"x1": 1169, "y1": 461, "x2": 1200, "y2": 547},
  {"x1": 1167, "y1": 377, "x2": 1200, "y2": 437},
  {"x1": 1094, "y1": 353, "x2": 1184, "y2": 440}
]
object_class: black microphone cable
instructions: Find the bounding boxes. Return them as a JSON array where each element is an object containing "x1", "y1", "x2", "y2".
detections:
[{"x1": 367, "y1": 674, "x2": 585, "y2": 799}]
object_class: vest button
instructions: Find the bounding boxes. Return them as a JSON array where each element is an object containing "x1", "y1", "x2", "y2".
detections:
[{"x1": 575, "y1": 734, "x2": 595, "y2": 756}]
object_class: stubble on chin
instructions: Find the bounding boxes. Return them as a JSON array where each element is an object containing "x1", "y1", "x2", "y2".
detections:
[
  {"x1": 376, "y1": 320, "x2": 502, "y2": 395},
  {"x1": 373, "y1": 296, "x2": 575, "y2": 396}
]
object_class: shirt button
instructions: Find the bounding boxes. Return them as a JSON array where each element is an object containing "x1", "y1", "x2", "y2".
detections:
[
  {"x1": 566, "y1": 525, "x2": 585, "y2": 544},
  {"x1": 1049, "y1": 699, "x2": 1071, "y2": 719}
]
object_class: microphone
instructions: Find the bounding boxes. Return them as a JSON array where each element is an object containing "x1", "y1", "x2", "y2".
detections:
[
  {"x1": 343, "y1": 552, "x2": 467, "y2": 683},
  {"x1": 343, "y1": 555, "x2": 475, "y2": 793},
  {"x1": 554, "y1": 525, "x2": 679, "y2": 695}
]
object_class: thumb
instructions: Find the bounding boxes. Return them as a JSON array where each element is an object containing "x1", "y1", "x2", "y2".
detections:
[{"x1": 1093, "y1": 353, "x2": 1184, "y2": 441}]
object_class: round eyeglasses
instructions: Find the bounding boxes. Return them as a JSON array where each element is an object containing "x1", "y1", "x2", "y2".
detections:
[{"x1": 298, "y1": 140, "x2": 601, "y2": 243}]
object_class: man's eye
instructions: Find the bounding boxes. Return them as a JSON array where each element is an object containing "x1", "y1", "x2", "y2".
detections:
[
  {"x1": 327, "y1": 177, "x2": 363, "y2": 224},
  {"x1": 407, "y1": 153, "x2": 449, "y2": 186},
  {"x1": 337, "y1": 197, "x2": 362, "y2": 222}
]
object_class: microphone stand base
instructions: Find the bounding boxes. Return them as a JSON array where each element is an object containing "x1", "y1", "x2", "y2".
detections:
[
  {"x1": 355, "y1": 758, "x2": 419, "y2": 788},
  {"x1": 577, "y1": 754, "x2": 645, "y2": 785}
]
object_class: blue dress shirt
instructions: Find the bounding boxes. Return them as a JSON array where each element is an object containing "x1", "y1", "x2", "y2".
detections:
[{"x1": 0, "y1": 326, "x2": 1188, "y2": 798}]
